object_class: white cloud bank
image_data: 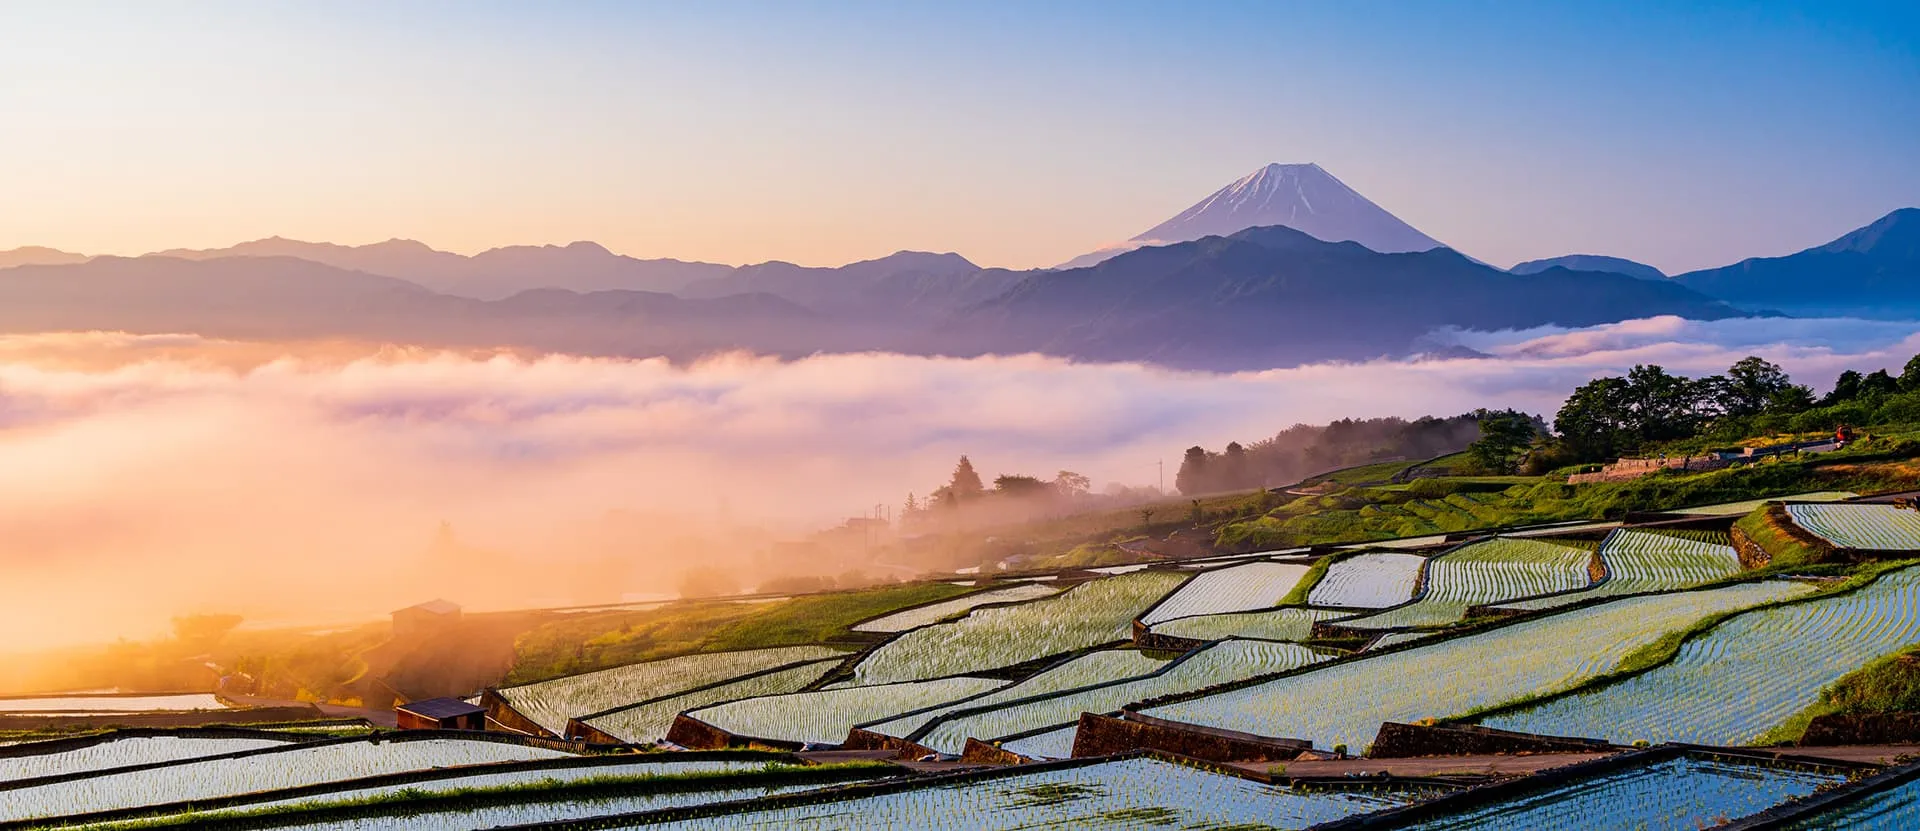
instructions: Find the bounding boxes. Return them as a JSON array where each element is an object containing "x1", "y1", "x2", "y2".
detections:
[{"x1": 1, "y1": 315, "x2": 1917, "y2": 649}]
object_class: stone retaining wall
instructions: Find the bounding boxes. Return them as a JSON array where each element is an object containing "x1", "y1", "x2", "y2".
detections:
[
  {"x1": 1367, "y1": 721, "x2": 1612, "y2": 758},
  {"x1": 1800, "y1": 713, "x2": 1920, "y2": 746},
  {"x1": 1072, "y1": 711, "x2": 1309, "y2": 763}
]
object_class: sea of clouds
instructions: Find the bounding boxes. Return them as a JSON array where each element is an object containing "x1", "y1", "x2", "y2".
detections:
[{"x1": 3, "y1": 316, "x2": 1918, "y2": 647}]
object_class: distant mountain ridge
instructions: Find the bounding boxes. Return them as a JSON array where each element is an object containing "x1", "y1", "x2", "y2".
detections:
[
  {"x1": 0, "y1": 247, "x2": 89, "y2": 269},
  {"x1": 954, "y1": 225, "x2": 1739, "y2": 368},
  {"x1": 0, "y1": 224, "x2": 1741, "y2": 371},
  {"x1": 1511, "y1": 255, "x2": 1665, "y2": 281},
  {"x1": 1059, "y1": 163, "x2": 1447, "y2": 269},
  {"x1": 149, "y1": 237, "x2": 733, "y2": 300},
  {"x1": 1673, "y1": 208, "x2": 1920, "y2": 317}
]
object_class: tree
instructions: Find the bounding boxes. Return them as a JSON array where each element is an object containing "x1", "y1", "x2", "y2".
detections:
[
  {"x1": 1220, "y1": 442, "x2": 1252, "y2": 489},
  {"x1": 1174, "y1": 446, "x2": 1210, "y2": 495},
  {"x1": 1902, "y1": 355, "x2": 1920, "y2": 391},
  {"x1": 1622, "y1": 364, "x2": 1701, "y2": 443},
  {"x1": 1824, "y1": 370, "x2": 1865, "y2": 406},
  {"x1": 1052, "y1": 470, "x2": 1091, "y2": 499},
  {"x1": 991, "y1": 474, "x2": 1050, "y2": 496},
  {"x1": 1862, "y1": 369, "x2": 1901, "y2": 398},
  {"x1": 1719, "y1": 356, "x2": 1795, "y2": 418},
  {"x1": 949, "y1": 456, "x2": 984, "y2": 502},
  {"x1": 903, "y1": 492, "x2": 919, "y2": 515},
  {"x1": 1466, "y1": 410, "x2": 1535, "y2": 474},
  {"x1": 1555, "y1": 376, "x2": 1633, "y2": 461}
]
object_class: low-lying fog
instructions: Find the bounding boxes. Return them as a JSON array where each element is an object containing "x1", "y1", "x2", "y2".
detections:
[{"x1": 1, "y1": 316, "x2": 1916, "y2": 651}]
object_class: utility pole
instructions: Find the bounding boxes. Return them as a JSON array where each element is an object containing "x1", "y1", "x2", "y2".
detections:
[{"x1": 1158, "y1": 459, "x2": 1164, "y2": 494}]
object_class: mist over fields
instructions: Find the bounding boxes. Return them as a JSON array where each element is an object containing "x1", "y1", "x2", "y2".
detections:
[{"x1": 1, "y1": 316, "x2": 1916, "y2": 651}]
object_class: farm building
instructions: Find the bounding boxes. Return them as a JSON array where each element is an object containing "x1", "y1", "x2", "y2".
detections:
[
  {"x1": 391, "y1": 599, "x2": 462, "y2": 638},
  {"x1": 395, "y1": 696, "x2": 486, "y2": 731}
]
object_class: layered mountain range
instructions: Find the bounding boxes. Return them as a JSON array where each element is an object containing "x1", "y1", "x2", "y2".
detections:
[{"x1": 1, "y1": 164, "x2": 1910, "y2": 370}]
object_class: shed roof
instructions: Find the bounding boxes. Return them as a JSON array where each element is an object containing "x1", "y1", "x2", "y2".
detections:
[
  {"x1": 393, "y1": 598, "x2": 462, "y2": 616},
  {"x1": 396, "y1": 697, "x2": 485, "y2": 720}
]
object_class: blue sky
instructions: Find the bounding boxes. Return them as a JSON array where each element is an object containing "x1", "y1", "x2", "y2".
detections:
[{"x1": 0, "y1": 0, "x2": 1914, "y2": 271}]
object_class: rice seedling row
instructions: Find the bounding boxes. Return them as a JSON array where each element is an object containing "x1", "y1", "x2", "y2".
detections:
[
  {"x1": 232, "y1": 759, "x2": 782, "y2": 814},
  {"x1": 916, "y1": 640, "x2": 1327, "y2": 753},
  {"x1": 496, "y1": 646, "x2": 845, "y2": 735},
  {"x1": 685, "y1": 677, "x2": 1006, "y2": 746},
  {"x1": 1138, "y1": 580, "x2": 1811, "y2": 750},
  {"x1": 1787, "y1": 504, "x2": 1920, "y2": 550},
  {"x1": 1343, "y1": 537, "x2": 1594, "y2": 629},
  {"x1": 847, "y1": 570, "x2": 1187, "y2": 685},
  {"x1": 0, "y1": 736, "x2": 293, "y2": 782},
  {"x1": 1307, "y1": 551, "x2": 1427, "y2": 608},
  {"x1": 1481, "y1": 565, "x2": 1920, "y2": 746},
  {"x1": 1493, "y1": 529, "x2": 1741, "y2": 613},
  {"x1": 0, "y1": 737, "x2": 575, "y2": 822},
  {"x1": 1149, "y1": 607, "x2": 1349, "y2": 643},
  {"x1": 186, "y1": 780, "x2": 844, "y2": 831},
  {"x1": 862, "y1": 649, "x2": 1169, "y2": 740},
  {"x1": 1393, "y1": 754, "x2": 1843, "y2": 831},
  {"x1": 645, "y1": 756, "x2": 1429, "y2": 830},
  {"x1": 0, "y1": 694, "x2": 227, "y2": 714},
  {"x1": 575, "y1": 660, "x2": 841, "y2": 745},
  {"x1": 850, "y1": 584, "x2": 1061, "y2": 633},
  {"x1": 995, "y1": 726, "x2": 1079, "y2": 759}
]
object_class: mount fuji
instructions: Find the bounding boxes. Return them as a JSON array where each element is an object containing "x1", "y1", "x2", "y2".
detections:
[{"x1": 1059, "y1": 163, "x2": 1448, "y2": 268}]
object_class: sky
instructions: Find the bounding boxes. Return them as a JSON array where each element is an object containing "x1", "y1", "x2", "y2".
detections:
[{"x1": 1, "y1": 1, "x2": 1916, "y2": 273}]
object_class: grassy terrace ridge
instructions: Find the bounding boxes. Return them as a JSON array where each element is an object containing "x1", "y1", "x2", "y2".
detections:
[
  {"x1": 506, "y1": 582, "x2": 974, "y2": 684},
  {"x1": 1756, "y1": 643, "x2": 1920, "y2": 745},
  {"x1": 1449, "y1": 559, "x2": 1919, "y2": 728},
  {"x1": 1733, "y1": 503, "x2": 1834, "y2": 568},
  {"x1": 1217, "y1": 446, "x2": 1920, "y2": 551},
  {"x1": 44, "y1": 761, "x2": 894, "y2": 831}
]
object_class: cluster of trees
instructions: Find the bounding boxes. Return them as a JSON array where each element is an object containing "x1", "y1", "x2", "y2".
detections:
[
  {"x1": 1543, "y1": 355, "x2": 1920, "y2": 468},
  {"x1": 1173, "y1": 414, "x2": 1492, "y2": 494},
  {"x1": 900, "y1": 456, "x2": 1106, "y2": 531}
]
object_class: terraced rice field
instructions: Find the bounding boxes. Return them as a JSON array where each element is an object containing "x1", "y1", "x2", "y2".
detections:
[
  {"x1": 851, "y1": 585, "x2": 1061, "y2": 633},
  {"x1": 1344, "y1": 537, "x2": 1594, "y2": 629},
  {"x1": 862, "y1": 649, "x2": 1169, "y2": 739},
  {"x1": 213, "y1": 758, "x2": 801, "y2": 818},
  {"x1": 1481, "y1": 566, "x2": 1920, "y2": 745},
  {"x1": 0, "y1": 735, "x2": 298, "y2": 780},
  {"x1": 0, "y1": 693, "x2": 227, "y2": 713},
  {"x1": 1782, "y1": 774, "x2": 1920, "y2": 828},
  {"x1": 1394, "y1": 754, "x2": 1844, "y2": 830},
  {"x1": 685, "y1": 677, "x2": 1005, "y2": 746},
  {"x1": 1138, "y1": 562, "x2": 1312, "y2": 624},
  {"x1": 496, "y1": 646, "x2": 845, "y2": 735},
  {"x1": 1787, "y1": 504, "x2": 1920, "y2": 550},
  {"x1": 1150, "y1": 607, "x2": 1349, "y2": 643},
  {"x1": 1308, "y1": 551, "x2": 1427, "y2": 608},
  {"x1": 1367, "y1": 631, "x2": 1434, "y2": 650},
  {"x1": 847, "y1": 570, "x2": 1187, "y2": 685},
  {"x1": 1675, "y1": 491, "x2": 1855, "y2": 516},
  {"x1": 1493, "y1": 530, "x2": 1742, "y2": 612},
  {"x1": 0, "y1": 737, "x2": 574, "y2": 822},
  {"x1": 916, "y1": 640, "x2": 1327, "y2": 753},
  {"x1": 996, "y1": 726, "x2": 1079, "y2": 759},
  {"x1": 572, "y1": 659, "x2": 842, "y2": 744},
  {"x1": 646, "y1": 756, "x2": 1430, "y2": 830},
  {"x1": 1138, "y1": 580, "x2": 1812, "y2": 750}
]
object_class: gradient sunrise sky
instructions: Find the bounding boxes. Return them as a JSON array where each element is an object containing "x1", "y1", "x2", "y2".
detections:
[{"x1": 2, "y1": 1, "x2": 1915, "y2": 272}]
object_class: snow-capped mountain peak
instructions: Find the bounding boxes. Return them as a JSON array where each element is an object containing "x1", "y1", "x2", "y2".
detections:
[{"x1": 1057, "y1": 162, "x2": 1447, "y2": 269}]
